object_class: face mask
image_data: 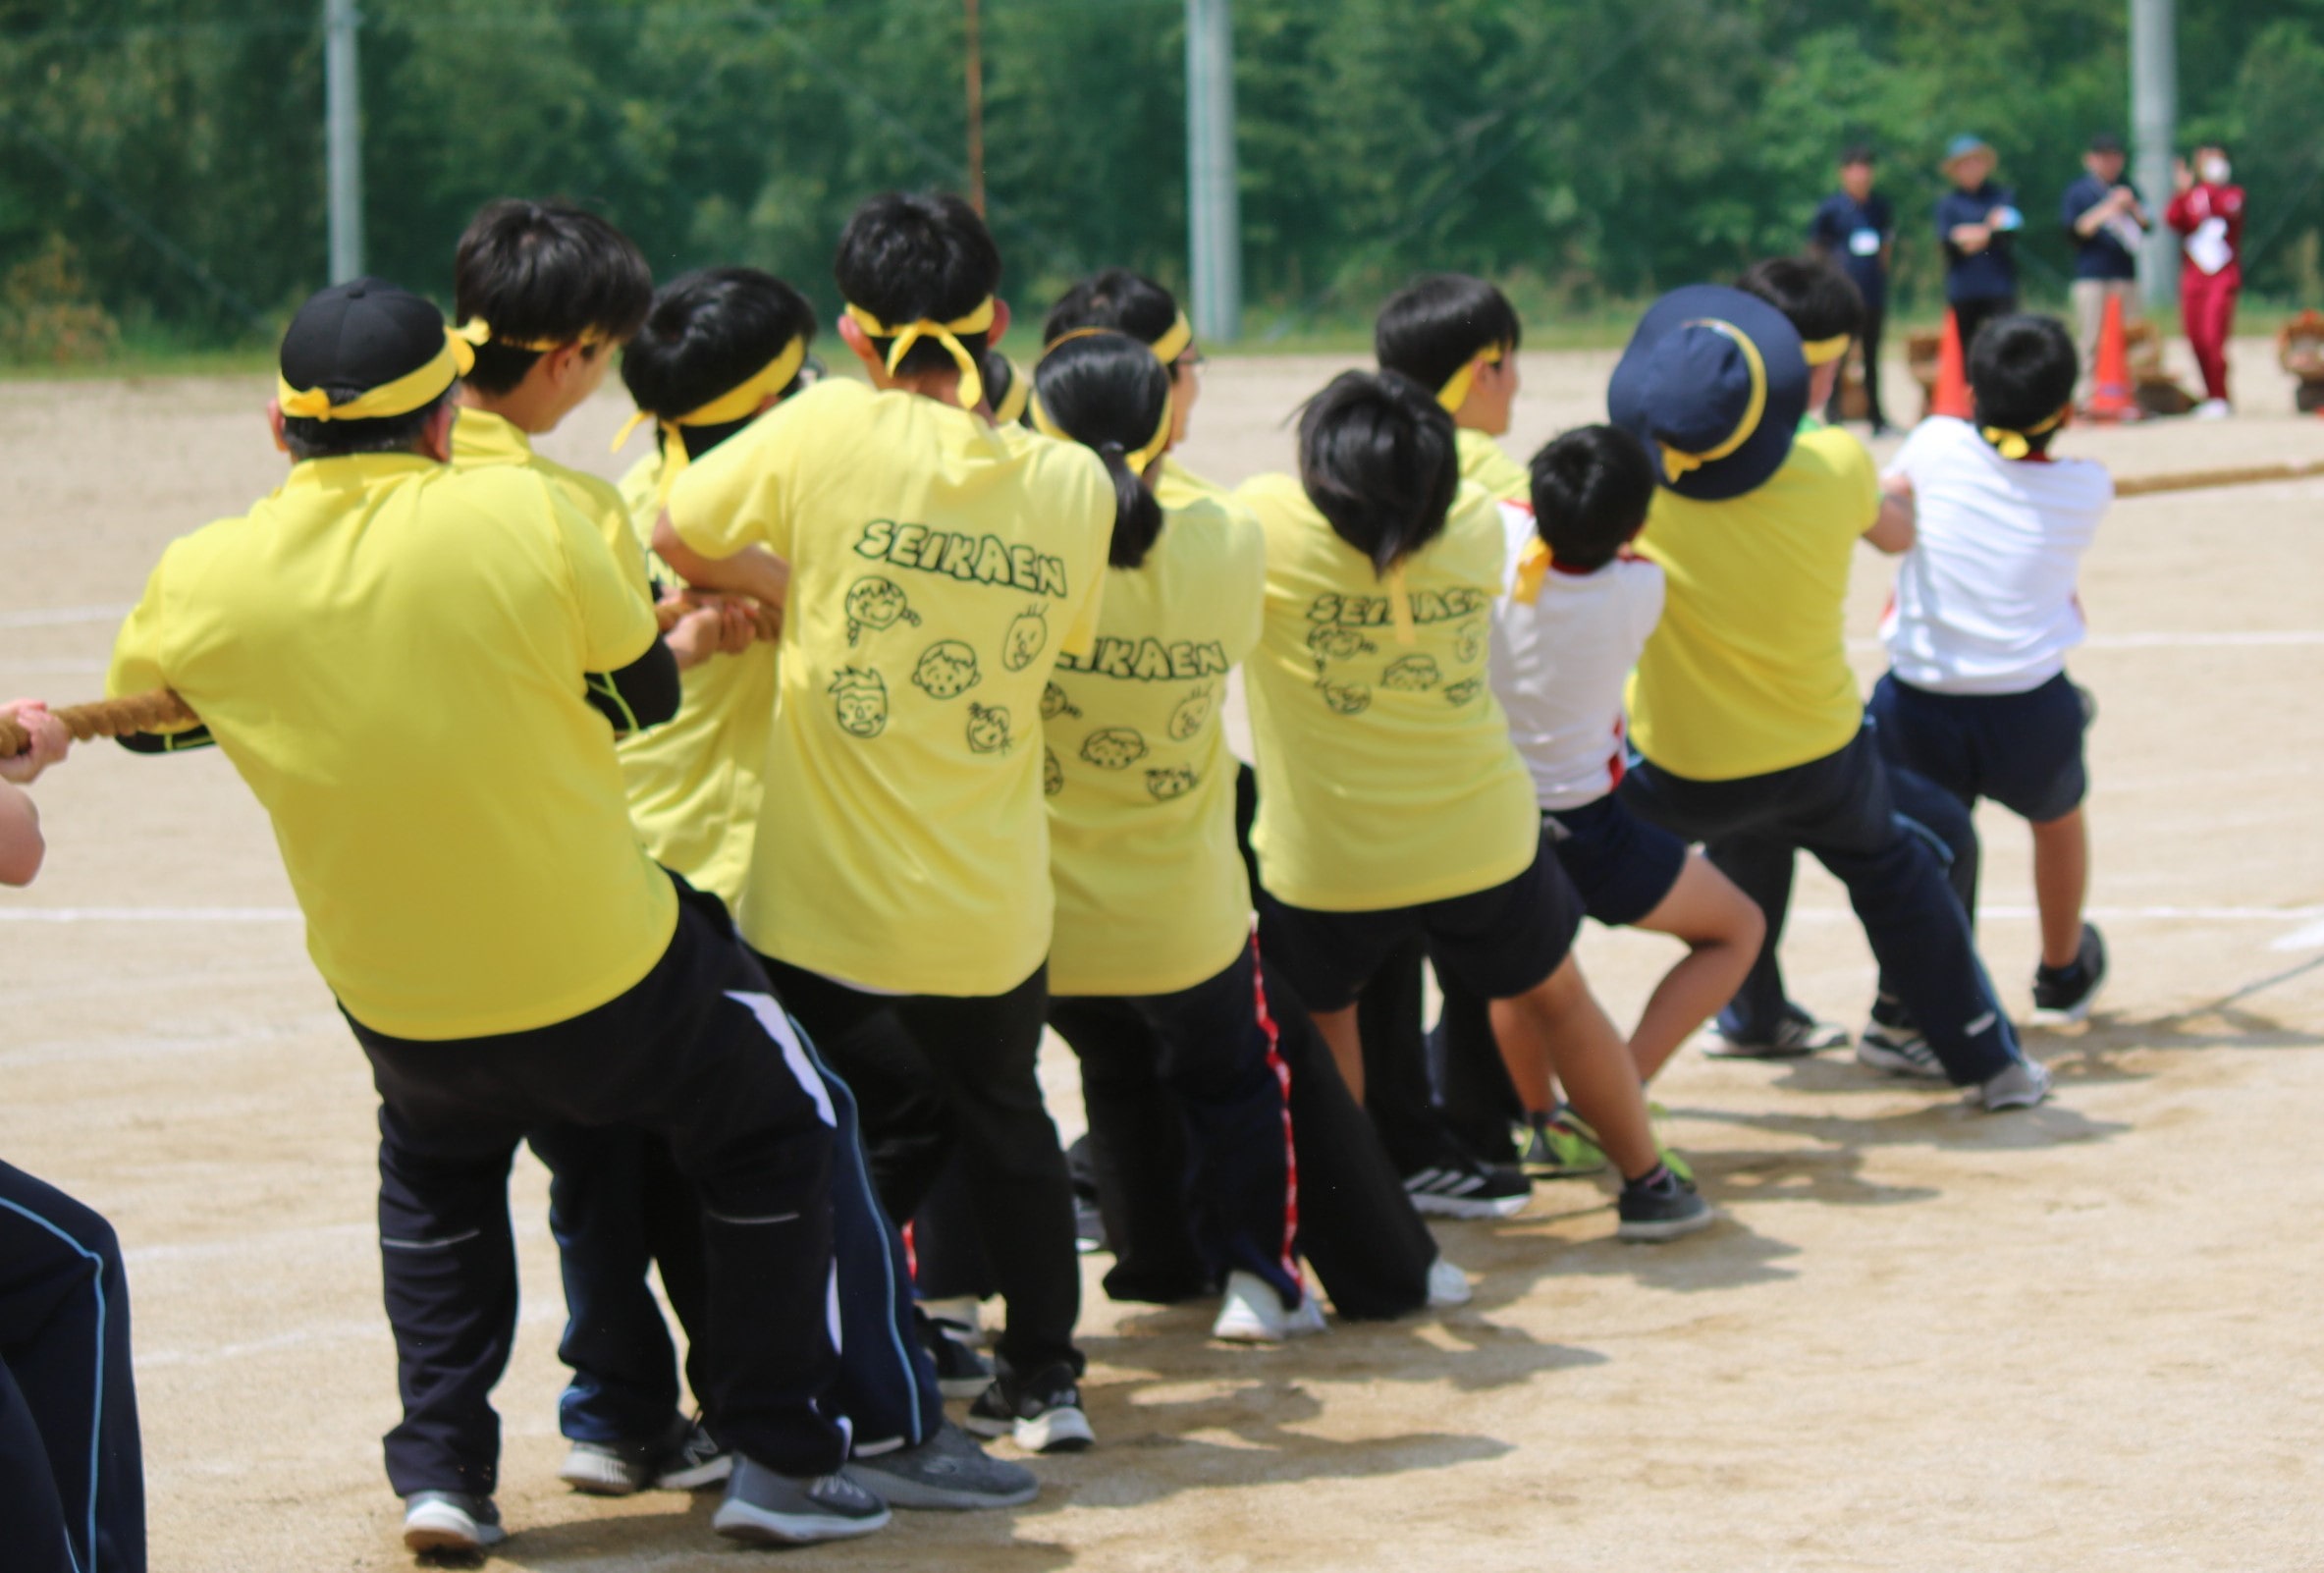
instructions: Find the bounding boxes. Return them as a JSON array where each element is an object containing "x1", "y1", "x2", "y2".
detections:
[{"x1": 2201, "y1": 156, "x2": 2231, "y2": 184}]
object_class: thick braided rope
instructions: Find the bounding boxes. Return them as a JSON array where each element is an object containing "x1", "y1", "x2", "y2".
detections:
[
  {"x1": 2112, "y1": 457, "x2": 2324, "y2": 499},
  {"x1": 0, "y1": 689, "x2": 201, "y2": 758}
]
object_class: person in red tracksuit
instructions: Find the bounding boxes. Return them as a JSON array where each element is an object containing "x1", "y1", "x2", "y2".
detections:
[{"x1": 2167, "y1": 144, "x2": 2245, "y2": 418}]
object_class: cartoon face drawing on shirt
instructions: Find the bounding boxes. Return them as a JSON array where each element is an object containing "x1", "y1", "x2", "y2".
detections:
[
  {"x1": 1443, "y1": 678, "x2": 1482, "y2": 707},
  {"x1": 829, "y1": 667, "x2": 889, "y2": 737},
  {"x1": 911, "y1": 640, "x2": 981, "y2": 700},
  {"x1": 966, "y1": 702, "x2": 1013, "y2": 754},
  {"x1": 1381, "y1": 654, "x2": 1441, "y2": 691},
  {"x1": 1308, "y1": 624, "x2": 1376, "y2": 663},
  {"x1": 843, "y1": 576, "x2": 920, "y2": 645},
  {"x1": 1043, "y1": 747, "x2": 1063, "y2": 796},
  {"x1": 1319, "y1": 679, "x2": 1372, "y2": 716},
  {"x1": 1041, "y1": 680, "x2": 1081, "y2": 721},
  {"x1": 1166, "y1": 682, "x2": 1216, "y2": 741},
  {"x1": 1080, "y1": 727, "x2": 1150, "y2": 770},
  {"x1": 1001, "y1": 603, "x2": 1050, "y2": 671},
  {"x1": 1145, "y1": 764, "x2": 1197, "y2": 801},
  {"x1": 1453, "y1": 619, "x2": 1485, "y2": 665}
]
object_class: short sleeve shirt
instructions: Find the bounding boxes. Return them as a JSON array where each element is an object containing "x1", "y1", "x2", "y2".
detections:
[
  {"x1": 612, "y1": 449, "x2": 780, "y2": 907},
  {"x1": 1046, "y1": 498, "x2": 1266, "y2": 997},
  {"x1": 108, "y1": 455, "x2": 676, "y2": 1040},
  {"x1": 1236, "y1": 474, "x2": 1539, "y2": 912},
  {"x1": 2061, "y1": 175, "x2": 2144, "y2": 280},
  {"x1": 1809, "y1": 190, "x2": 1894, "y2": 305},
  {"x1": 1154, "y1": 456, "x2": 1235, "y2": 512},
  {"x1": 451, "y1": 408, "x2": 655, "y2": 605},
  {"x1": 1938, "y1": 183, "x2": 2022, "y2": 301},
  {"x1": 669, "y1": 379, "x2": 1112, "y2": 996},
  {"x1": 1456, "y1": 428, "x2": 1533, "y2": 506},
  {"x1": 1627, "y1": 427, "x2": 1881, "y2": 781}
]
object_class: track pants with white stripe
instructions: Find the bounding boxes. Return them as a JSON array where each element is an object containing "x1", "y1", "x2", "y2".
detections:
[{"x1": 0, "y1": 1161, "x2": 145, "y2": 1573}]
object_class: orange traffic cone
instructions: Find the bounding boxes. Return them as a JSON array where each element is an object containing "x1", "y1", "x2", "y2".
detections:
[
  {"x1": 2083, "y1": 292, "x2": 2139, "y2": 422},
  {"x1": 1930, "y1": 308, "x2": 1972, "y2": 419}
]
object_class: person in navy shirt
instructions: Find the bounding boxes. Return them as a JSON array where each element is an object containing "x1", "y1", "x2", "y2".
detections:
[
  {"x1": 1936, "y1": 135, "x2": 2022, "y2": 354},
  {"x1": 2059, "y1": 132, "x2": 2149, "y2": 399},
  {"x1": 1807, "y1": 144, "x2": 1895, "y2": 432}
]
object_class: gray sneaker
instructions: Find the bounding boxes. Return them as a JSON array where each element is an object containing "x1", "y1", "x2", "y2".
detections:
[
  {"x1": 402, "y1": 1491, "x2": 508, "y2": 1553},
  {"x1": 1970, "y1": 1057, "x2": 2053, "y2": 1112},
  {"x1": 1856, "y1": 1019, "x2": 1946, "y2": 1080},
  {"x1": 712, "y1": 1455, "x2": 891, "y2": 1545},
  {"x1": 844, "y1": 1420, "x2": 1039, "y2": 1510}
]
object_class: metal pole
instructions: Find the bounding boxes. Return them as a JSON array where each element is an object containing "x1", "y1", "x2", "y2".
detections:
[
  {"x1": 963, "y1": 0, "x2": 987, "y2": 216},
  {"x1": 325, "y1": 0, "x2": 364, "y2": 283},
  {"x1": 1185, "y1": 0, "x2": 1241, "y2": 344},
  {"x1": 2130, "y1": 0, "x2": 2177, "y2": 308}
]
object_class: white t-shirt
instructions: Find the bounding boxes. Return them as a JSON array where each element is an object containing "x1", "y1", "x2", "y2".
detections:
[
  {"x1": 1488, "y1": 501, "x2": 1666, "y2": 811},
  {"x1": 1880, "y1": 416, "x2": 2111, "y2": 695}
]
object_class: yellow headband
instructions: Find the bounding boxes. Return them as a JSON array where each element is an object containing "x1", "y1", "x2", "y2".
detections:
[
  {"x1": 1658, "y1": 319, "x2": 1768, "y2": 483},
  {"x1": 845, "y1": 298, "x2": 995, "y2": 409},
  {"x1": 1802, "y1": 333, "x2": 1851, "y2": 366},
  {"x1": 1043, "y1": 311, "x2": 1195, "y2": 368},
  {"x1": 459, "y1": 318, "x2": 612, "y2": 354},
  {"x1": 277, "y1": 325, "x2": 477, "y2": 421},
  {"x1": 991, "y1": 356, "x2": 1032, "y2": 425},
  {"x1": 613, "y1": 338, "x2": 810, "y2": 505},
  {"x1": 1982, "y1": 404, "x2": 2068, "y2": 461},
  {"x1": 1030, "y1": 387, "x2": 1175, "y2": 476},
  {"x1": 1436, "y1": 344, "x2": 1507, "y2": 413}
]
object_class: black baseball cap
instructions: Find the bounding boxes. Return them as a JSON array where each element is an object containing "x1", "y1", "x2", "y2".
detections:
[
  {"x1": 2088, "y1": 133, "x2": 2126, "y2": 155},
  {"x1": 278, "y1": 279, "x2": 471, "y2": 420}
]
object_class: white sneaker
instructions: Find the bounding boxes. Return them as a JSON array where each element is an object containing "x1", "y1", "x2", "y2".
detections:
[
  {"x1": 403, "y1": 1492, "x2": 508, "y2": 1553},
  {"x1": 919, "y1": 1296, "x2": 984, "y2": 1339},
  {"x1": 1211, "y1": 1269, "x2": 1327, "y2": 1342},
  {"x1": 1425, "y1": 1255, "x2": 1473, "y2": 1308},
  {"x1": 2193, "y1": 398, "x2": 2232, "y2": 420},
  {"x1": 1969, "y1": 1057, "x2": 2053, "y2": 1112}
]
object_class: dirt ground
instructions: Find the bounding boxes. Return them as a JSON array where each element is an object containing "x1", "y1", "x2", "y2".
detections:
[{"x1": 5, "y1": 336, "x2": 2324, "y2": 1572}]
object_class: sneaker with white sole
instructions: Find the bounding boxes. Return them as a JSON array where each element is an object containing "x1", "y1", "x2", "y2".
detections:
[
  {"x1": 920, "y1": 1311, "x2": 995, "y2": 1400},
  {"x1": 1702, "y1": 1004, "x2": 1850, "y2": 1059},
  {"x1": 712, "y1": 1456, "x2": 891, "y2": 1546},
  {"x1": 2192, "y1": 397, "x2": 2231, "y2": 420},
  {"x1": 653, "y1": 1415, "x2": 731, "y2": 1490},
  {"x1": 403, "y1": 1491, "x2": 508, "y2": 1553},
  {"x1": 2029, "y1": 923, "x2": 2108, "y2": 1025},
  {"x1": 843, "y1": 1420, "x2": 1038, "y2": 1510},
  {"x1": 557, "y1": 1412, "x2": 693, "y2": 1496},
  {"x1": 1970, "y1": 1057, "x2": 2052, "y2": 1111},
  {"x1": 1211, "y1": 1269, "x2": 1327, "y2": 1342},
  {"x1": 1517, "y1": 1109, "x2": 1607, "y2": 1177},
  {"x1": 1425, "y1": 1255, "x2": 1472, "y2": 1308},
  {"x1": 1856, "y1": 1008, "x2": 1947, "y2": 1080},
  {"x1": 1401, "y1": 1152, "x2": 1532, "y2": 1219},
  {"x1": 963, "y1": 1362, "x2": 1096, "y2": 1453}
]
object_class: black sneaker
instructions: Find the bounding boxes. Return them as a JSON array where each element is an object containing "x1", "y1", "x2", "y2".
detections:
[
  {"x1": 918, "y1": 1311, "x2": 994, "y2": 1401},
  {"x1": 558, "y1": 1411, "x2": 696, "y2": 1496},
  {"x1": 2030, "y1": 923, "x2": 2108, "y2": 1025},
  {"x1": 963, "y1": 1362, "x2": 1095, "y2": 1453},
  {"x1": 652, "y1": 1414, "x2": 731, "y2": 1491},
  {"x1": 1855, "y1": 994, "x2": 1946, "y2": 1080},
  {"x1": 1401, "y1": 1151, "x2": 1533, "y2": 1219},
  {"x1": 1701, "y1": 1003, "x2": 1850, "y2": 1059},
  {"x1": 1615, "y1": 1166, "x2": 1715, "y2": 1243}
]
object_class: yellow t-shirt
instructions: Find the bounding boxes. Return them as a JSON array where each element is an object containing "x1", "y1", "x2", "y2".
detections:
[
  {"x1": 1235, "y1": 473, "x2": 1538, "y2": 911},
  {"x1": 1627, "y1": 426, "x2": 1881, "y2": 781},
  {"x1": 668, "y1": 379, "x2": 1112, "y2": 995},
  {"x1": 613, "y1": 449, "x2": 779, "y2": 907},
  {"x1": 1456, "y1": 427, "x2": 1532, "y2": 506},
  {"x1": 1046, "y1": 497, "x2": 1265, "y2": 997},
  {"x1": 108, "y1": 455, "x2": 676, "y2": 1040},
  {"x1": 452, "y1": 407, "x2": 654, "y2": 606},
  {"x1": 1153, "y1": 455, "x2": 1234, "y2": 512}
]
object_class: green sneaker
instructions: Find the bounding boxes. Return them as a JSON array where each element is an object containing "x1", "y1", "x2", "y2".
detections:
[
  {"x1": 1517, "y1": 1109, "x2": 1607, "y2": 1177},
  {"x1": 1648, "y1": 1102, "x2": 1694, "y2": 1185}
]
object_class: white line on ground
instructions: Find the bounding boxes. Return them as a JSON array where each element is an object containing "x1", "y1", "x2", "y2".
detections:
[
  {"x1": 1847, "y1": 630, "x2": 2324, "y2": 652},
  {"x1": 0, "y1": 604, "x2": 131, "y2": 628},
  {"x1": 0, "y1": 906, "x2": 301, "y2": 922},
  {"x1": 0, "y1": 658, "x2": 109, "y2": 674}
]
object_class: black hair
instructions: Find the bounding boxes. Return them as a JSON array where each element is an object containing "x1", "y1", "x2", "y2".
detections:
[
  {"x1": 1032, "y1": 332, "x2": 1169, "y2": 569},
  {"x1": 280, "y1": 388, "x2": 454, "y2": 462},
  {"x1": 1840, "y1": 143, "x2": 1877, "y2": 167},
  {"x1": 981, "y1": 350, "x2": 1028, "y2": 425},
  {"x1": 1527, "y1": 425, "x2": 1656, "y2": 574},
  {"x1": 1374, "y1": 273, "x2": 1523, "y2": 396},
  {"x1": 833, "y1": 190, "x2": 1001, "y2": 381},
  {"x1": 1298, "y1": 370, "x2": 1459, "y2": 572},
  {"x1": 453, "y1": 199, "x2": 653, "y2": 395},
  {"x1": 1736, "y1": 254, "x2": 1864, "y2": 346},
  {"x1": 621, "y1": 267, "x2": 818, "y2": 459},
  {"x1": 1043, "y1": 269, "x2": 1182, "y2": 352},
  {"x1": 1969, "y1": 314, "x2": 2078, "y2": 452}
]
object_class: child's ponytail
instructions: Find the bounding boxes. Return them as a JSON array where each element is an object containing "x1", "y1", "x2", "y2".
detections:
[{"x1": 1032, "y1": 332, "x2": 1173, "y2": 569}]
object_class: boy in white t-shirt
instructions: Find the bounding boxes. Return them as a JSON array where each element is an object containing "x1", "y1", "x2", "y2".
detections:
[
  {"x1": 1872, "y1": 313, "x2": 2110, "y2": 1023},
  {"x1": 1435, "y1": 427, "x2": 1765, "y2": 1172}
]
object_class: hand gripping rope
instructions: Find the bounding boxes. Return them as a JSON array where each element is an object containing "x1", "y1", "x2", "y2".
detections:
[{"x1": 0, "y1": 689, "x2": 200, "y2": 758}]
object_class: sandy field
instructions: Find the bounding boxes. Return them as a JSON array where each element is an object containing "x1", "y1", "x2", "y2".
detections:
[{"x1": 4, "y1": 335, "x2": 2324, "y2": 1571}]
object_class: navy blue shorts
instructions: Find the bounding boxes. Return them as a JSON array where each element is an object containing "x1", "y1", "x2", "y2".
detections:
[
  {"x1": 1542, "y1": 794, "x2": 1691, "y2": 927},
  {"x1": 1257, "y1": 831, "x2": 1585, "y2": 1014},
  {"x1": 1868, "y1": 670, "x2": 2090, "y2": 824}
]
